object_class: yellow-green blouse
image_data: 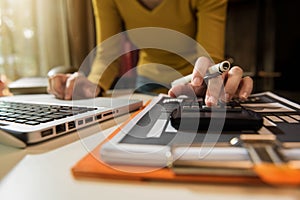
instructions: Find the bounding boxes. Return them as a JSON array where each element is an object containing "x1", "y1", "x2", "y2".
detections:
[{"x1": 89, "y1": 0, "x2": 228, "y2": 91}]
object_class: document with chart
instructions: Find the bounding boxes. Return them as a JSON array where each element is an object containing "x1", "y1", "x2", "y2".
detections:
[{"x1": 99, "y1": 91, "x2": 300, "y2": 177}]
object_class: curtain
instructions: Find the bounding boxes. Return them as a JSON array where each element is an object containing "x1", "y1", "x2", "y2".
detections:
[
  {"x1": 0, "y1": 0, "x2": 95, "y2": 82},
  {"x1": 66, "y1": 0, "x2": 96, "y2": 75}
]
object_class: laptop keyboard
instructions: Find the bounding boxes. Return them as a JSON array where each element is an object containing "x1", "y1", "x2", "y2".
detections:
[{"x1": 0, "y1": 101, "x2": 97, "y2": 126}]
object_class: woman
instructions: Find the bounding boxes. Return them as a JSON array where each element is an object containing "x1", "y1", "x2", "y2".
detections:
[{"x1": 48, "y1": 0, "x2": 253, "y2": 106}]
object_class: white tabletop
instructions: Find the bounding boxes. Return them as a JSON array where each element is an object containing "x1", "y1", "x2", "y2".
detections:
[{"x1": 0, "y1": 93, "x2": 300, "y2": 200}]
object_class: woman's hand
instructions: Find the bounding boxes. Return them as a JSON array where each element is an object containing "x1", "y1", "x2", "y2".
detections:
[
  {"x1": 0, "y1": 80, "x2": 7, "y2": 97},
  {"x1": 168, "y1": 56, "x2": 253, "y2": 106},
  {"x1": 47, "y1": 72, "x2": 101, "y2": 100}
]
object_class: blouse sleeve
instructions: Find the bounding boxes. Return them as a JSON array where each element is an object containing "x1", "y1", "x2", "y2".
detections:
[
  {"x1": 88, "y1": 0, "x2": 123, "y2": 91},
  {"x1": 194, "y1": 0, "x2": 228, "y2": 63}
]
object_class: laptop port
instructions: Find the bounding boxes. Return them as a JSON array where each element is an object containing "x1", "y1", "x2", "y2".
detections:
[
  {"x1": 96, "y1": 114, "x2": 102, "y2": 120},
  {"x1": 85, "y1": 117, "x2": 93, "y2": 124},
  {"x1": 41, "y1": 129, "x2": 53, "y2": 137},
  {"x1": 56, "y1": 124, "x2": 66, "y2": 134},
  {"x1": 103, "y1": 110, "x2": 115, "y2": 117},
  {"x1": 78, "y1": 119, "x2": 83, "y2": 126},
  {"x1": 68, "y1": 121, "x2": 76, "y2": 129}
]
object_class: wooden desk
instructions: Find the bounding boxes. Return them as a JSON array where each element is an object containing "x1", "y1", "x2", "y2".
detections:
[{"x1": 0, "y1": 93, "x2": 300, "y2": 200}]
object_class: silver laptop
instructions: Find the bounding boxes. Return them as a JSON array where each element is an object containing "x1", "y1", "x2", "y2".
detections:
[{"x1": 0, "y1": 94, "x2": 143, "y2": 148}]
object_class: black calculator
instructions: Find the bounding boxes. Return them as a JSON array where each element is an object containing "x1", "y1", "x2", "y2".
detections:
[{"x1": 169, "y1": 98, "x2": 263, "y2": 132}]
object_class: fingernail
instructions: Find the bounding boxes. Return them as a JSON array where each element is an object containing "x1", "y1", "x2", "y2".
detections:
[
  {"x1": 65, "y1": 94, "x2": 71, "y2": 100},
  {"x1": 225, "y1": 93, "x2": 231, "y2": 102},
  {"x1": 241, "y1": 92, "x2": 248, "y2": 100},
  {"x1": 208, "y1": 96, "x2": 218, "y2": 106}
]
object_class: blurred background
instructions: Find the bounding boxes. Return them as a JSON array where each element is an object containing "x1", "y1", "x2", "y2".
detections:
[
  {"x1": 225, "y1": 0, "x2": 300, "y2": 101},
  {"x1": 0, "y1": 0, "x2": 299, "y2": 100}
]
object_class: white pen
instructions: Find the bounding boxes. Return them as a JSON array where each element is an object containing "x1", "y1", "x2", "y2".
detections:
[{"x1": 171, "y1": 60, "x2": 231, "y2": 87}]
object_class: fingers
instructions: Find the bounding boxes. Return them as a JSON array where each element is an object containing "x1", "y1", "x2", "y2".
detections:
[
  {"x1": 85, "y1": 82, "x2": 101, "y2": 98},
  {"x1": 191, "y1": 56, "x2": 212, "y2": 87},
  {"x1": 0, "y1": 80, "x2": 7, "y2": 96},
  {"x1": 189, "y1": 56, "x2": 228, "y2": 105},
  {"x1": 168, "y1": 83, "x2": 206, "y2": 98},
  {"x1": 205, "y1": 76, "x2": 223, "y2": 106},
  {"x1": 237, "y1": 76, "x2": 253, "y2": 100},
  {"x1": 168, "y1": 56, "x2": 254, "y2": 106},
  {"x1": 71, "y1": 73, "x2": 101, "y2": 99},
  {"x1": 168, "y1": 84, "x2": 196, "y2": 98},
  {"x1": 48, "y1": 72, "x2": 102, "y2": 100},
  {"x1": 64, "y1": 72, "x2": 79, "y2": 100},
  {"x1": 191, "y1": 57, "x2": 254, "y2": 104},
  {"x1": 222, "y1": 67, "x2": 253, "y2": 102},
  {"x1": 223, "y1": 66, "x2": 243, "y2": 102},
  {"x1": 47, "y1": 74, "x2": 69, "y2": 99},
  {"x1": 48, "y1": 73, "x2": 79, "y2": 100},
  {"x1": 169, "y1": 56, "x2": 212, "y2": 98}
]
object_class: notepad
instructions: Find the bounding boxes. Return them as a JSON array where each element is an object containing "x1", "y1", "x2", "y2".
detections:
[{"x1": 8, "y1": 77, "x2": 48, "y2": 94}]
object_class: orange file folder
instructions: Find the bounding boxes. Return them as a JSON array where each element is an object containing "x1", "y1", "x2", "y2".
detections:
[{"x1": 71, "y1": 102, "x2": 300, "y2": 186}]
